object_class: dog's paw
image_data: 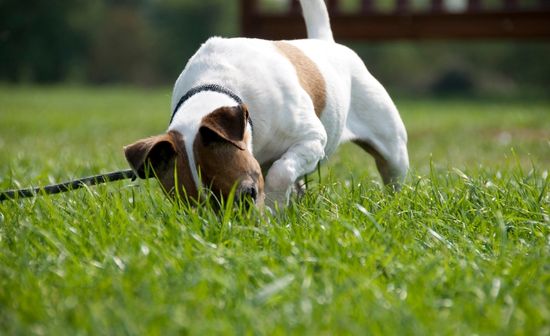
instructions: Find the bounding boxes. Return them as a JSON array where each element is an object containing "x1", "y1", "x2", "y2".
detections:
[{"x1": 264, "y1": 190, "x2": 290, "y2": 211}]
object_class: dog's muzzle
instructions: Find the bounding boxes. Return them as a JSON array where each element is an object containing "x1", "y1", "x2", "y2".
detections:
[{"x1": 236, "y1": 182, "x2": 259, "y2": 208}]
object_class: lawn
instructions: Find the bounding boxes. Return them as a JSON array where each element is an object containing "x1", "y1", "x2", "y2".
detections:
[{"x1": 0, "y1": 85, "x2": 549, "y2": 334}]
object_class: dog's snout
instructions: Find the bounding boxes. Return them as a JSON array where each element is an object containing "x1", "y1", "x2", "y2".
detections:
[{"x1": 238, "y1": 184, "x2": 258, "y2": 203}]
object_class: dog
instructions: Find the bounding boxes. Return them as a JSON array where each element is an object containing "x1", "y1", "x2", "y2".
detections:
[{"x1": 124, "y1": 0, "x2": 409, "y2": 209}]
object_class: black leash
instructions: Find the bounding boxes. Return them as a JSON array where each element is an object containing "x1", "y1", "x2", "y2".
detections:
[{"x1": 0, "y1": 169, "x2": 137, "y2": 202}]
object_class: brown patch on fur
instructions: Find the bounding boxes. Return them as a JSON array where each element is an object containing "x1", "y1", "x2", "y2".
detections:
[
  {"x1": 194, "y1": 106, "x2": 264, "y2": 203},
  {"x1": 124, "y1": 130, "x2": 198, "y2": 201},
  {"x1": 274, "y1": 41, "x2": 327, "y2": 117},
  {"x1": 200, "y1": 105, "x2": 249, "y2": 150}
]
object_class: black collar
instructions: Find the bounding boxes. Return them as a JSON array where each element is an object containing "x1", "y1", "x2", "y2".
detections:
[{"x1": 169, "y1": 84, "x2": 243, "y2": 125}]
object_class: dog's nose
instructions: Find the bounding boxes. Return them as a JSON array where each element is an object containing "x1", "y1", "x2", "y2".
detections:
[{"x1": 237, "y1": 184, "x2": 257, "y2": 204}]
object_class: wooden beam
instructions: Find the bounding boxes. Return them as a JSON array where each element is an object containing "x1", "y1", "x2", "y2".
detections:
[
  {"x1": 327, "y1": 0, "x2": 339, "y2": 14},
  {"x1": 430, "y1": 0, "x2": 444, "y2": 13},
  {"x1": 468, "y1": 0, "x2": 482, "y2": 11},
  {"x1": 240, "y1": 0, "x2": 257, "y2": 42},
  {"x1": 503, "y1": 0, "x2": 519, "y2": 10},
  {"x1": 361, "y1": 0, "x2": 374, "y2": 14},
  {"x1": 396, "y1": 0, "x2": 409, "y2": 13},
  {"x1": 290, "y1": 0, "x2": 300, "y2": 13},
  {"x1": 242, "y1": 11, "x2": 550, "y2": 40}
]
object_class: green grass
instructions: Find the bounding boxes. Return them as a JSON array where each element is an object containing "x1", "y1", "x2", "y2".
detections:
[{"x1": 0, "y1": 85, "x2": 549, "y2": 334}]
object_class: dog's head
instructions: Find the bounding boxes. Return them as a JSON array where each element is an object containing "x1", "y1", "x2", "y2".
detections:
[{"x1": 124, "y1": 104, "x2": 264, "y2": 208}]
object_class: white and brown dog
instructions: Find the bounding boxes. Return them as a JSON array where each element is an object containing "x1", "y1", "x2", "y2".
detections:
[{"x1": 124, "y1": 0, "x2": 409, "y2": 209}]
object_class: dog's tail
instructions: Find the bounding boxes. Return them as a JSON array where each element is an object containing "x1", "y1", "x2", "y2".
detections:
[{"x1": 299, "y1": 0, "x2": 334, "y2": 42}]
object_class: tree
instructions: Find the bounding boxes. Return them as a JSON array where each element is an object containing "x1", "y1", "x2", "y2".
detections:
[{"x1": 0, "y1": 0, "x2": 89, "y2": 82}]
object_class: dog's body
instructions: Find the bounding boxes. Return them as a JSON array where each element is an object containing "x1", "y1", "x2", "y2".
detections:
[{"x1": 125, "y1": 0, "x2": 408, "y2": 208}]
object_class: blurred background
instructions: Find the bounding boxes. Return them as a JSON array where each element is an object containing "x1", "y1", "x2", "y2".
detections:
[{"x1": 1, "y1": 0, "x2": 549, "y2": 97}]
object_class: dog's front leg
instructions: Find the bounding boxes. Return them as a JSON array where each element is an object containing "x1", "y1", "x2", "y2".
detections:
[{"x1": 264, "y1": 133, "x2": 326, "y2": 209}]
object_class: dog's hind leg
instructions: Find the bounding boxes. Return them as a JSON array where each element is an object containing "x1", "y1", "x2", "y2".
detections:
[
  {"x1": 345, "y1": 67, "x2": 409, "y2": 189},
  {"x1": 352, "y1": 138, "x2": 408, "y2": 190}
]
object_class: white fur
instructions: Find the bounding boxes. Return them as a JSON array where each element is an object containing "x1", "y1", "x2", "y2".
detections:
[
  {"x1": 168, "y1": 0, "x2": 408, "y2": 208},
  {"x1": 299, "y1": 0, "x2": 334, "y2": 42}
]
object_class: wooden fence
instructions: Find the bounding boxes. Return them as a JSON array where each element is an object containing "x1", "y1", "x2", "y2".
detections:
[{"x1": 241, "y1": 0, "x2": 550, "y2": 40}]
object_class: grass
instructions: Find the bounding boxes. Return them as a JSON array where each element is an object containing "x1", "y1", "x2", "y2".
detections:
[{"x1": 0, "y1": 85, "x2": 549, "y2": 334}]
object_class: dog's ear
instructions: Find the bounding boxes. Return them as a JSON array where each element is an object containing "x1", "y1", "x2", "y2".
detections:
[
  {"x1": 199, "y1": 105, "x2": 249, "y2": 150},
  {"x1": 124, "y1": 133, "x2": 177, "y2": 179}
]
